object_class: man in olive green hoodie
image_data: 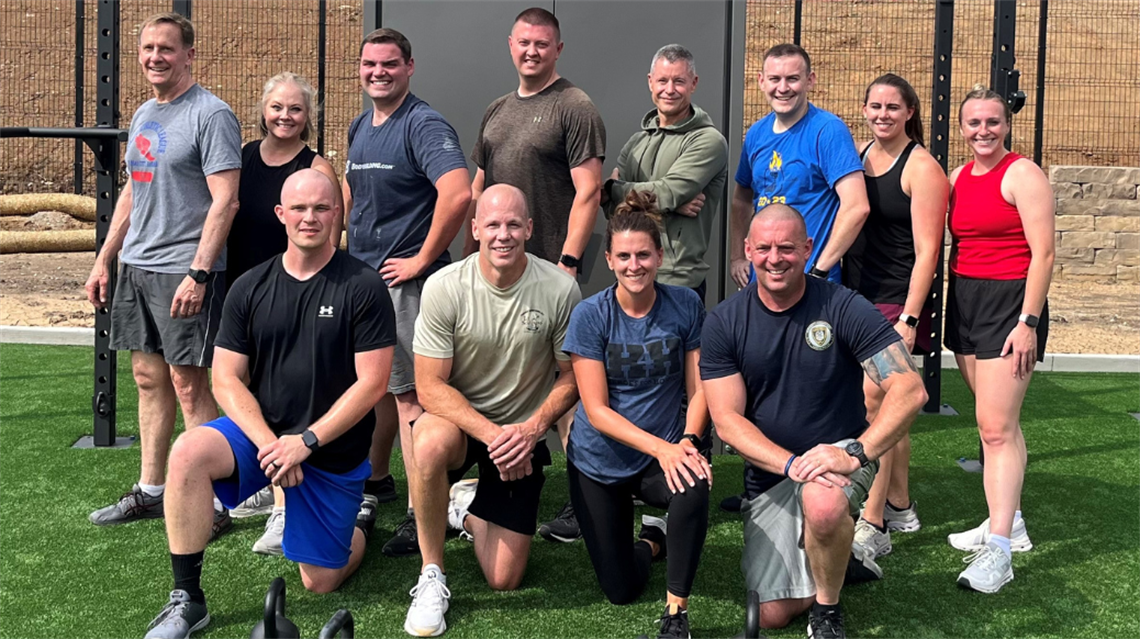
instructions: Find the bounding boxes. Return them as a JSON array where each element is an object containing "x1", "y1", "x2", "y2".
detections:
[{"x1": 602, "y1": 44, "x2": 728, "y2": 301}]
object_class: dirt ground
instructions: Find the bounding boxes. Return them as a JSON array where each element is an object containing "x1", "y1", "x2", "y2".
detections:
[{"x1": 2, "y1": 248, "x2": 1137, "y2": 355}]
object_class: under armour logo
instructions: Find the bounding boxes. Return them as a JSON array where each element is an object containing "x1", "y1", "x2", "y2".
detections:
[
  {"x1": 533, "y1": 116, "x2": 543, "y2": 123},
  {"x1": 319, "y1": 305, "x2": 334, "y2": 318}
]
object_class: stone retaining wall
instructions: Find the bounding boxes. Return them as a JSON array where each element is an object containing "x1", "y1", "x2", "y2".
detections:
[{"x1": 1050, "y1": 166, "x2": 1140, "y2": 281}]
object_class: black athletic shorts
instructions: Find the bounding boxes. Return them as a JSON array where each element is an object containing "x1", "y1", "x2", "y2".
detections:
[
  {"x1": 447, "y1": 435, "x2": 551, "y2": 536},
  {"x1": 945, "y1": 274, "x2": 1048, "y2": 361}
]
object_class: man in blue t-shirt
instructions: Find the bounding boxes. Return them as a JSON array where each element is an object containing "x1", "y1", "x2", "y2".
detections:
[
  {"x1": 701, "y1": 204, "x2": 925, "y2": 638},
  {"x1": 728, "y1": 43, "x2": 869, "y2": 288},
  {"x1": 342, "y1": 28, "x2": 472, "y2": 558}
]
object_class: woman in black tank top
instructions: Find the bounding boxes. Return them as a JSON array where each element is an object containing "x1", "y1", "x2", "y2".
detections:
[
  {"x1": 846, "y1": 74, "x2": 949, "y2": 561},
  {"x1": 227, "y1": 72, "x2": 342, "y2": 556},
  {"x1": 229, "y1": 72, "x2": 342, "y2": 288}
]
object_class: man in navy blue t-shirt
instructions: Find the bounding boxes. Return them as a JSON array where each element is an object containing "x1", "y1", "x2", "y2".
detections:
[
  {"x1": 342, "y1": 28, "x2": 472, "y2": 557},
  {"x1": 701, "y1": 203, "x2": 925, "y2": 638}
]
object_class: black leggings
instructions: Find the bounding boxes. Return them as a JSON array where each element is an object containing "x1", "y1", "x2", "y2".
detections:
[{"x1": 567, "y1": 458, "x2": 710, "y2": 604}]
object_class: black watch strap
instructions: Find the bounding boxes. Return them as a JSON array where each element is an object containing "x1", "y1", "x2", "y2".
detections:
[
  {"x1": 301, "y1": 429, "x2": 320, "y2": 452},
  {"x1": 187, "y1": 268, "x2": 209, "y2": 284},
  {"x1": 681, "y1": 433, "x2": 702, "y2": 448},
  {"x1": 559, "y1": 254, "x2": 581, "y2": 269},
  {"x1": 808, "y1": 266, "x2": 829, "y2": 279}
]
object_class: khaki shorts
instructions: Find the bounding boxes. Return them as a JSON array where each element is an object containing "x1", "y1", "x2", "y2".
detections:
[
  {"x1": 740, "y1": 439, "x2": 878, "y2": 602},
  {"x1": 387, "y1": 277, "x2": 425, "y2": 395}
]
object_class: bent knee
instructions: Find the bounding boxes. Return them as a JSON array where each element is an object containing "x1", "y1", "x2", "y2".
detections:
[
  {"x1": 484, "y1": 568, "x2": 525, "y2": 592},
  {"x1": 601, "y1": 582, "x2": 643, "y2": 606},
  {"x1": 801, "y1": 484, "x2": 850, "y2": 531},
  {"x1": 300, "y1": 568, "x2": 342, "y2": 595},
  {"x1": 170, "y1": 366, "x2": 210, "y2": 400},
  {"x1": 168, "y1": 429, "x2": 219, "y2": 470}
]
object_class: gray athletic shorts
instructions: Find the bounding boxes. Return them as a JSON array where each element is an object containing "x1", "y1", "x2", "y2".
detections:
[
  {"x1": 740, "y1": 439, "x2": 878, "y2": 602},
  {"x1": 387, "y1": 277, "x2": 425, "y2": 395},
  {"x1": 109, "y1": 264, "x2": 225, "y2": 368}
]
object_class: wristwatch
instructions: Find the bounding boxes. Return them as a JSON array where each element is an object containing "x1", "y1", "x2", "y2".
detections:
[
  {"x1": 844, "y1": 440, "x2": 870, "y2": 467},
  {"x1": 1018, "y1": 313, "x2": 1040, "y2": 328},
  {"x1": 187, "y1": 268, "x2": 210, "y2": 284},
  {"x1": 808, "y1": 266, "x2": 829, "y2": 279},
  {"x1": 301, "y1": 429, "x2": 321, "y2": 453},
  {"x1": 559, "y1": 254, "x2": 581, "y2": 270},
  {"x1": 898, "y1": 313, "x2": 919, "y2": 329},
  {"x1": 681, "y1": 433, "x2": 702, "y2": 448}
]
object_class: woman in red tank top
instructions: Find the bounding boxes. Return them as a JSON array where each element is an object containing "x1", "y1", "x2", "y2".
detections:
[{"x1": 944, "y1": 86, "x2": 1055, "y2": 594}]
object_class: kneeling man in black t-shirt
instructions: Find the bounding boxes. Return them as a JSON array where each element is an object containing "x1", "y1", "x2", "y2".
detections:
[
  {"x1": 144, "y1": 169, "x2": 396, "y2": 639},
  {"x1": 701, "y1": 204, "x2": 925, "y2": 639}
]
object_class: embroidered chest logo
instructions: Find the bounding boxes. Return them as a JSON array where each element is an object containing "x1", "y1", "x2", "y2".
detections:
[
  {"x1": 319, "y1": 305, "x2": 335, "y2": 319},
  {"x1": 519, "y1": 309, "x2": 545, "y2": 333},
  {"x1": 805, "y1": 320, "x2": 833, "y2": 351}
]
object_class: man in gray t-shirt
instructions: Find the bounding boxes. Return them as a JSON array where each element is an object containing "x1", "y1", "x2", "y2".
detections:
[
  {"x1": 85, "y1": 12, "x2": 241, "y2": 532},
  {"x1": 466, "y1": 7, "x2": 605, "y2": 275}
]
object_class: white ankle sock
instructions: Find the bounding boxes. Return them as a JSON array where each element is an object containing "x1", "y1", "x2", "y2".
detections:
[
  {"x1": 990, "y1": 534, "x2": 1012, "y2": 557},
  {"x1": 138, "y1": 483, "x2": 164, "y2": 497},
  {"x1": 1014, "y1": 510, "x2": 1023, "y2": 523},
  {"x1": 213, "y1": 496, "x2": 223, "y2": 513}
]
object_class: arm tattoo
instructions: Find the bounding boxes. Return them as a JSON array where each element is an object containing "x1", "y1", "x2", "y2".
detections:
[{"x1": 862, "y1": 341, "x2": 918, "y2": 388}]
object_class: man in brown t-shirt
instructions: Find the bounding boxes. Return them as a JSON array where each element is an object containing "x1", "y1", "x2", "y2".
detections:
[{"x1": 465, "y1": 6, "x2": 606, "y2": 278}]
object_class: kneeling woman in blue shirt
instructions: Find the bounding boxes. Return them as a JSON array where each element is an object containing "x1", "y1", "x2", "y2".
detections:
[{"x1": 562, "y1": 190, "x2": 711, "y2": 639}]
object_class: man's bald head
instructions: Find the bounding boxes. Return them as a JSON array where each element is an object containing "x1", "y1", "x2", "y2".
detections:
[
  {"x1": 476, "y1": 183, "x2": 529, "y2": 220},
  {"x1": 749, "y1": 202, "x2": 808, "y2": 243},
  {"x1": 280, "y1": 168, "x2": 337, "y2": 205}
]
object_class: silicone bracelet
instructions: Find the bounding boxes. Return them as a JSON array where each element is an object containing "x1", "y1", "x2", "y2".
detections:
[{"x1": 783, "y1": 455, "x2": 797, "y2": 477}]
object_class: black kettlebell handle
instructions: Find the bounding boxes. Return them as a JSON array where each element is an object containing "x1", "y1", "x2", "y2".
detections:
[
  {"x1": 319, "y1": 610, "x2": 354, "y2": 639},
  {"x1": 265, "y1": 577, "x2": 287, "y2": 636}
]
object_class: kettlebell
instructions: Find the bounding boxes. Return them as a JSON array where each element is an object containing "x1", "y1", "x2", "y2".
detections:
[
  {"x1": 250, "y1": 577, "x2": 300, "y2": 639},
  {"x1": 318, "y1": 610, "x2": 354, "y2": 639},
  {"x1": 744, "y1": 589, "x2": 762, "y2": 639}
]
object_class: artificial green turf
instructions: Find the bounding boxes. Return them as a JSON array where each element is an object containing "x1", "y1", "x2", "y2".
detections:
[{"x1": 1, "y1": 343, "x2": 1137, "y2": 638}]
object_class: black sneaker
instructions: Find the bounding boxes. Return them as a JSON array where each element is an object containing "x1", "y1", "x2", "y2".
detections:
[
  {"x1": 843, "y1": 545, "x2": 883, "y2": 585},
  {"x1": 719, "y1": 493, "x2": 745, "y2": 513},
  {"x1": 807, "y1": 604, "x2": 845, "y2": 639},
  {"x1": 539, "y1": 501, "x2": 581, "y2": 543},
  {"x1": 365, "y1": 475, "x2": 398, "y2": 505},
  {"x1": 382, "y1": 513, "x2": 419, "y2": 557},
  {"x1": 656, "y1": 605, "x2": 690, "y2": 639},
  {"x1": 356, "y1": 498, "x2": 378, "y2": 541}
]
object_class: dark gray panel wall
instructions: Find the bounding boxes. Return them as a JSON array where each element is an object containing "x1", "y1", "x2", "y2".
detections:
[{"x1": 380, "y1": 0, "x2": 735, "y2": 304}]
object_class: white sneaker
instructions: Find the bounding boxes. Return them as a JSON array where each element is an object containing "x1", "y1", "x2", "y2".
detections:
[
  {"x1": 404, "y1": 564, "x2": 450, "y2": 637},
  {"x1": 883, "y1": 500, "x2": 922, "y2": 532},
  {"x1": 231, "y1": 487, "x2": 274, "y2": 519},
  {"x1": 853, "y1": 517, "x2": 892, "y2": 559},
  {"x1": 948, "y1": 516, "x2": 1033, "y2": 553},
  {"x1": 957, "y1": 541, "x2": 1013, "y2": 593},
  {"x1": 448, "y1": 479, "x2": 478, "y2": 540},
  {"x1": 252, "y1": 509, "x2": 285, "y2": 556}
]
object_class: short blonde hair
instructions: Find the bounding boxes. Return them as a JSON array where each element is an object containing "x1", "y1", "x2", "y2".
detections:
[{"x1": 257, "y1": 72, "x2": 319, "y2": 143}]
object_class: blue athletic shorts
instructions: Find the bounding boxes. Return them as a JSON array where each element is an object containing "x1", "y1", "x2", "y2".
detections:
[{"x1": 205, "y1": 417, "x2": 371, "y2": 569}]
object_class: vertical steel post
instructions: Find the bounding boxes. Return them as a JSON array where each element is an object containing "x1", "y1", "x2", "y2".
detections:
[
  {"x1": 793, "y1": 0, "x2": 802, "y2": 45},
  {"x1": 74, "y1": 0, "x2": 85, "y2": 195},
  {"x1": 991, "y1": 0, "x2": 1017, "y2": 149},
  {"x1": 923, "y1": 0, "x2": 954, "y2": 415},
  {"x1": 318, "y1": 0, "x2": 327, "y2": 156},
  {"x1": 1033, "y1": 0, "x2": 1048, "y2": 165},
  {"x1": 362, "y1": 1, "x2": 382, "y2": 112},
  {"x1": 172, "y1": 0, "x2": 191, "y2": 19},
  {"x1": 93, "y1": 0, "x2": 121, "y2": 445}
]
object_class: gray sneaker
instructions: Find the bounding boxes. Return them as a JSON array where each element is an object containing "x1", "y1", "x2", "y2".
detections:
[
  {"x1": 230, "y1": 487, "x2": 274, "y2": 518},
  {"x1": 853, "y1": 517, "x2": 892, "y2": 559},
  {"x1": 144, "y1": 590, "x2": 209, "y2": 639},
  {"x1": 957, "y1": 541, "x2": 1013, "y2": 593},
  {"x1": 252, "y1": 509, "x2": 285, "y2": 556},
  {"x1": 89, "y1": 484, "x2": 163, "y2": 526},
  {"x1": 883, "y1": 500, "x2": 922, "y2": 532}
]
